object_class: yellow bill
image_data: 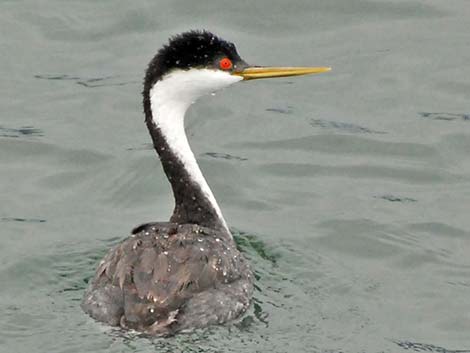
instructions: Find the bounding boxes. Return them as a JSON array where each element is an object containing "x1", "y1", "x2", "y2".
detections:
[{"x1": 233, "y1": 66, "x2": 331, "y2": 80}]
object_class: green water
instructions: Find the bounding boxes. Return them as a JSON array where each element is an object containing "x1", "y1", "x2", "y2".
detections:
[{"x1": 1, "y1": 1, "x2": 470, "y2": 352}]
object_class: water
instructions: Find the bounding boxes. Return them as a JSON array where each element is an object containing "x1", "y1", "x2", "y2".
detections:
[{"x1": 1, "y1": 0, "x2": 470, "y2": 352}]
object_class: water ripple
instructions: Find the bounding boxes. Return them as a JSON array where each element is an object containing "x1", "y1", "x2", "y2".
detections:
[
  {"x1": 0, "y1": 125, "x2": 43, "y2": 138},
  {"x1": 34, "y1": 74, "x2": 139, "y2": 88},
  {"x1": 310, "y1": 118, "x2": 387, "y2": 134},
  {"x1": 419, "y1": 112, "x2": 470, "y2": 122},
  {"x1": 202, "y1": 152, "x2": 248, "y2": 161},
  {"x1": 1, "y1": 217, "x2": 46, "y2": 223},
  {"x1": 394, "y1": 340, "x2": 470, "y2": 353}
]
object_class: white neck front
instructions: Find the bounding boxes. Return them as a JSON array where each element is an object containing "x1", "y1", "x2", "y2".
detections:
[{"x1": 149, "y1": 69, "x2": 242, "y2": 235}]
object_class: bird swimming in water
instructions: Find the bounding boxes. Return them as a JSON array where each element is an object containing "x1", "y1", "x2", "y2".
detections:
[{"x1": 81, "y1": 30, "x2": 330, "y2": 336}]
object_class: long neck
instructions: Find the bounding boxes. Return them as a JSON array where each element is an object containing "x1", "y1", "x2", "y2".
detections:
[{"x1": 144, "y1": 79, "x2": 230, "y2": 234}]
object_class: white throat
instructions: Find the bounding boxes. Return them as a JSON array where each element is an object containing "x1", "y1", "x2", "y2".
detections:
[{"x1": 149, "y1": 69, "x2": 242, "y2": 234}]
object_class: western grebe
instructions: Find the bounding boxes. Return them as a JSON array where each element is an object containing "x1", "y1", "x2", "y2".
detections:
[{"x1": 81, "y1": 30, "x2": 330, "y2": 336}]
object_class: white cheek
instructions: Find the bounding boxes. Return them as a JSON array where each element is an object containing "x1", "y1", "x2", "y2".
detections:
[{"x1": 154, "y1": 69, "x2": 242, "y2": 106}]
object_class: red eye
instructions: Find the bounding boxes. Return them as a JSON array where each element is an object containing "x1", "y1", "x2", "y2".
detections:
[{"x1": 219, "y1": 58, "x2": 233, "y2": 70}]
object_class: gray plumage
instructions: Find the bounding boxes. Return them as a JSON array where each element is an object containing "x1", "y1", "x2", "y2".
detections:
[{"x1": 82, "y1": 222, "x2": 253, "y2": 335}]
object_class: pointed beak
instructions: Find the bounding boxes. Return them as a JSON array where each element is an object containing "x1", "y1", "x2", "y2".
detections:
[{"x1": 232, "y1": 66, "x2": 331, "y2": 80}]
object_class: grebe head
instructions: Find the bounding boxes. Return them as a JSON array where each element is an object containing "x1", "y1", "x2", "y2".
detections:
[
  {"x1": 143, "y1": 30, "x2": 248, "y2": 107},
  {"x1": 143, "y1": 30, "x2": 331, "y2": 109}
]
